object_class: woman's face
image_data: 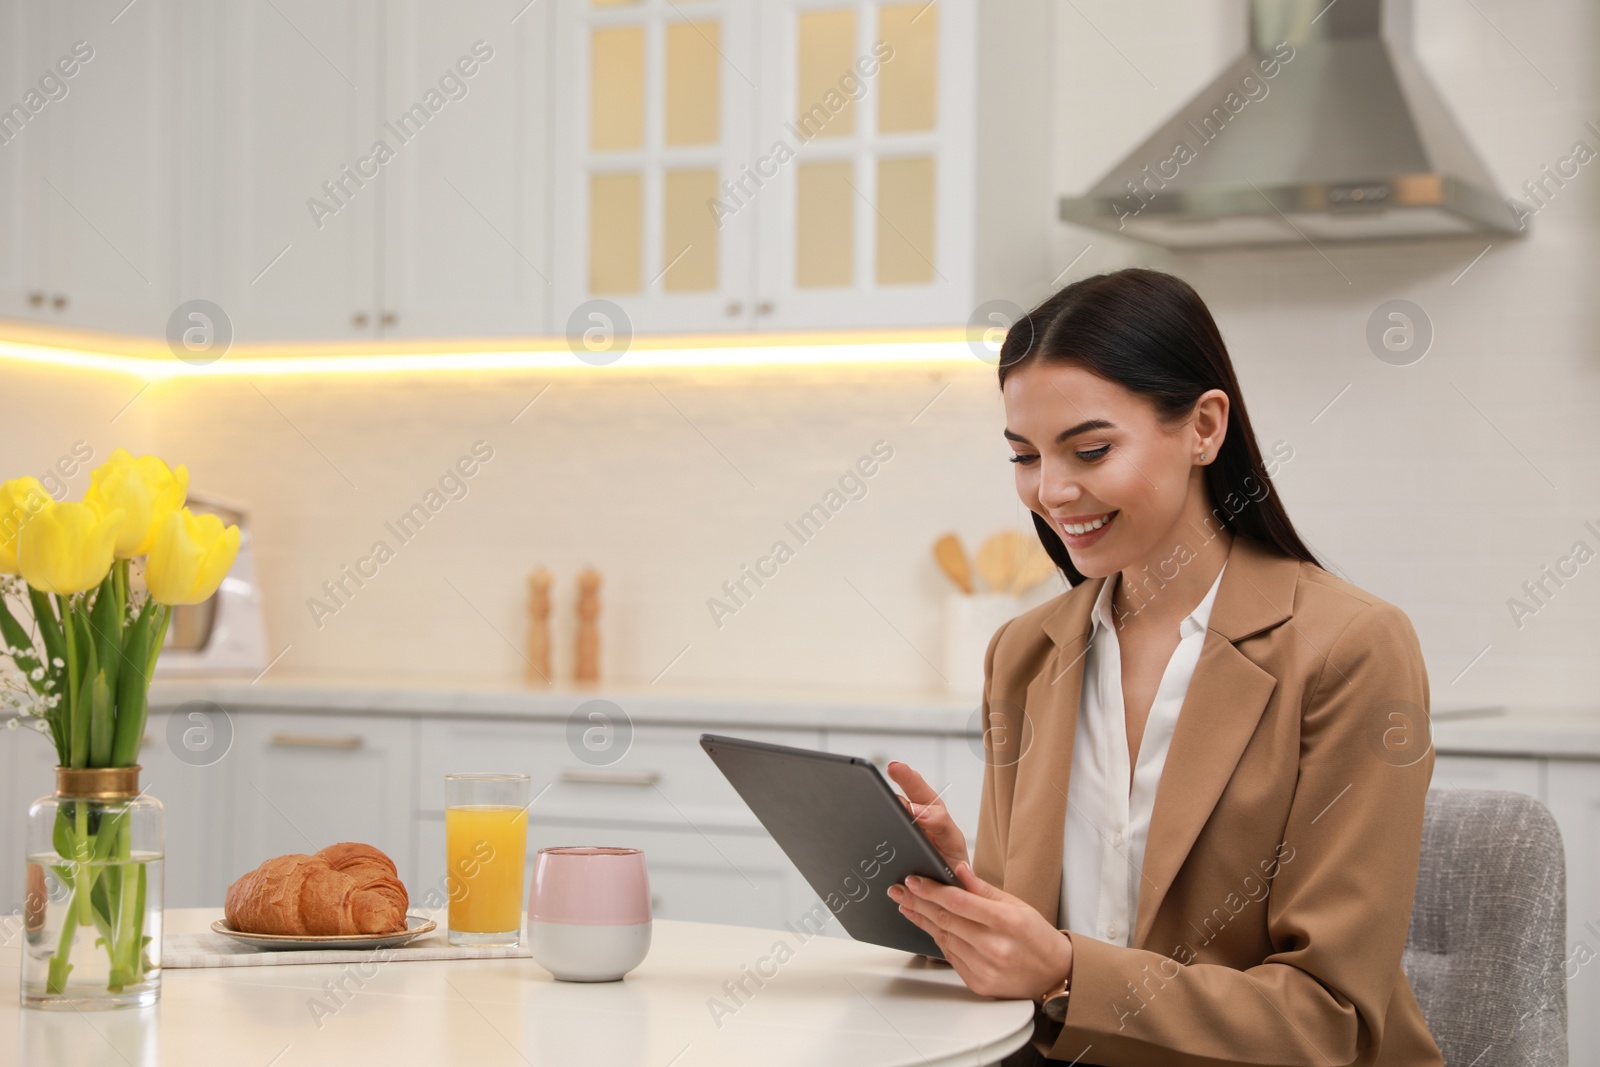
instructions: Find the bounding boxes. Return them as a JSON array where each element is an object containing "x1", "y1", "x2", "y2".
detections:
[{"x1": 1002, "y1": 360, "x2": 1226, "y2": 580}]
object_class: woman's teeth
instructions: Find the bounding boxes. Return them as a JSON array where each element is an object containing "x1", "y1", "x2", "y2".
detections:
[{"x1": 1062, "y1": 511, "x2": 1116, "y2": 535}]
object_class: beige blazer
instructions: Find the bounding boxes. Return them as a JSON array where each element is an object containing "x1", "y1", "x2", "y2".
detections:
[{"x1": 973, "y1": 533, "x2": 1444, "y2": 1066}]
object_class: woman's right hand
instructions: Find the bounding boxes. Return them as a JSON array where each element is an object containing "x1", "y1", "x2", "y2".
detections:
[{"x1": 885, "y1": 760, "x2": 970, "y2": 876}]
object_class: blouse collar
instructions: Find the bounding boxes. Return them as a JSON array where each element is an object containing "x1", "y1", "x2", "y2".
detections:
[{"x1": 1088, "y1": 557, "x2": 1228, "y2": 642}]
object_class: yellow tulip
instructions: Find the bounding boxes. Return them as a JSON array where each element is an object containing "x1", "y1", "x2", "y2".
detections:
[
  {"x1": 16, "y1": 501, "x2": 124, "y2": 595},
  {"x1": 84, "y1": 449, "x2": 189, "y2": 559},
  {"x1": 0, "y1": 477, "x2": 52, "y2": 575},
  {"x1": 146, "y1": 508, "x2": 240, "y2": 606}
]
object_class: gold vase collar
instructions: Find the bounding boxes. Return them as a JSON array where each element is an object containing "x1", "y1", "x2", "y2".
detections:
[{"x1": 55, "y1": 766, "x2": 141, "y2": 799}]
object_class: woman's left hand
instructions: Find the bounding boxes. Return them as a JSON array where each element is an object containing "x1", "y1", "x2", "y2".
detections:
[{"x1": 887, "y1": 861, "x2": 1073, "y2": 1001}]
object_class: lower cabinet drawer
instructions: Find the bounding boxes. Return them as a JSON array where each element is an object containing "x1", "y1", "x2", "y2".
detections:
[
  {"x1": 228, "y1": 713, "x2": 417, "y2": 893},
  {"x1": 418, "y1": 718, "x2": 823, "y2": 830},
  {"x1": 413, "y1": 816, "x2": 823, "y2": 931}
]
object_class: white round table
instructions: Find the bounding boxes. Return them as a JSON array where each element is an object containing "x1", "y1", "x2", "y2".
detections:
[{"x1": 3, "y1": 908, "x2": 1035, "y2": 1066}]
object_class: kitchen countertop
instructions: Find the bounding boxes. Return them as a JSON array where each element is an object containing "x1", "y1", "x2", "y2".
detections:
[
  {"x1": 2, "y1": 909, "x2": 1035, "y2": 1067},
  {"x1": 143, "y1": 672, "x2": 1600, "y2": 759},
  {"x1": 147, "y1": 672, "x2": 986, "y2": 734}
]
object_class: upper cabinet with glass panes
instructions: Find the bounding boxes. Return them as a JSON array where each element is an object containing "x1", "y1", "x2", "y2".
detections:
[{"x1": 553, "y1": 0, "x2": 1056, "y2": 335}]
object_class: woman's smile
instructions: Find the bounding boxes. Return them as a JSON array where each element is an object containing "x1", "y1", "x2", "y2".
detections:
[{"x1": 1052, "y1": 508, "x2": 1119, "y2": 547}]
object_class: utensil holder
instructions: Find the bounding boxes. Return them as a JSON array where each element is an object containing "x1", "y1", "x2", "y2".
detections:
[{"x1": 942, "y1": 591, "x2": 1022, "y2": 696}]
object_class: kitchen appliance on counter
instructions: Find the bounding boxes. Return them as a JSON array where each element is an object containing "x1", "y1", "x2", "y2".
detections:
[{"x1": 153, "y1": 495, "x2": 270, "y2": 676}]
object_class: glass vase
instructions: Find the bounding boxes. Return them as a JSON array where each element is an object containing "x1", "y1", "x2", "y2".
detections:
[{"x1": 21, "y1": 766, "x2": 164, "y2": 1010}]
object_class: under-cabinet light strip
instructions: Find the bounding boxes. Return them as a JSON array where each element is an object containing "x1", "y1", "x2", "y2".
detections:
[{"x1": 0, "y1": 336, "x2": 987, "y2": 379}]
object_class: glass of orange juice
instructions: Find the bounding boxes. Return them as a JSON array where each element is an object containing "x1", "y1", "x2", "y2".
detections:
[{"x1": 444, "y1": 772, "x2": 531, "y2": 947}]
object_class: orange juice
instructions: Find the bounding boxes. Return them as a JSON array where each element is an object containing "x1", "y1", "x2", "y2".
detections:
[{"x1": 445, "y1": 805, "x2": 528, "y2": 933}]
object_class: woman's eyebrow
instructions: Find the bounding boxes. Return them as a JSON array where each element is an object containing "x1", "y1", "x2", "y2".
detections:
[{"x1": 1003, "y1": 418, "x2": 1116, "y2": 446}]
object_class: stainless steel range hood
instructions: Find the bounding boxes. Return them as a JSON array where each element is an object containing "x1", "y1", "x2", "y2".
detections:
[{"x1": 1058, "y1": 0, "x2": 1526, "y2": 248}]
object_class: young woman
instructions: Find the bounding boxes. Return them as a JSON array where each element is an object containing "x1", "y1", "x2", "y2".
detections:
[{"x1": 884, "y1": 268, "x2": 1442, "y2": 1066}]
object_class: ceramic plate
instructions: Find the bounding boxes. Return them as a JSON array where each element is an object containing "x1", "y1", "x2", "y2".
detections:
[{"x1": 211, "y1": 914, "x2": 436, "y2": 951}]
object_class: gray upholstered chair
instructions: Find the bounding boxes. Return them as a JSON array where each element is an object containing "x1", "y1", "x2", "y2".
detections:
[{"x1": 1404, "y1": 788, "x2": 1569, "y2": 1067}]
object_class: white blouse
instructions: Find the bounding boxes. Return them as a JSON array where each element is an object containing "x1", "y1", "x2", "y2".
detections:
[{"x1": 1059, "y1": 560, "x2": 1227, "y2": 947}]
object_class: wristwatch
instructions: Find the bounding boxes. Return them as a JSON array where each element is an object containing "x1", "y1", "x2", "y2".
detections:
[{"x1": 1041, "y1": 973, "x2": 1071, "y2": 1023}]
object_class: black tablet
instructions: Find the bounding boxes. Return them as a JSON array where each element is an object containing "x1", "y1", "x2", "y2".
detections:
[{"x1": 700, "y1": 732, "x2": 960, "y2": 959}]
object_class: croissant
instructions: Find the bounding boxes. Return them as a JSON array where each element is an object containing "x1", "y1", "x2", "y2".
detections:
[{"x1": 225, "y1": 843, "x2": 409, "y2": 936}]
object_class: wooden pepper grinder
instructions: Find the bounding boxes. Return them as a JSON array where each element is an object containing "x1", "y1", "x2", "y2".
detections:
[
  {"x1": 574, "y1": 567, "x2": 601, "y2": 686},
  {"x1": 525, "y1": 569, "x2": 552, "y2": 686}
]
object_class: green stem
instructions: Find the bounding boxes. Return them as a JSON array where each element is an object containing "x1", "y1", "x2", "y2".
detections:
[
  {"x1": 108, "y1": 818, "x2": 139, "y2": 991},
  {"x1": 147, "y1": 604, "x2": 171, "y2": 677},
  {"x1": 72, "y1": 801, "x2": 91, "y2": 928},
  {"x1": 133, "y1": 861, "x2": 148, "y2": 979},
  {"x1": 45, "y1": 886, "x2": 79, "y2": 995},
  {"x1": 113, "y1": 559, "x2": 128, "y2": 626},
  {"x1": 60, "y1": 595, "x2": 85, "y2": 768}
]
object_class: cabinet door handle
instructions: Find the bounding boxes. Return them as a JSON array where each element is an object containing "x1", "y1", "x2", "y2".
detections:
[
  {"x1": 51, "y1": 294, "x2": 67, "y2": 311},
  {"x1": 756, "y1": 300, "x2": 773, "y2": 316},
  {"x1": 558, "y1": 768, "x2": 660, "y2": 786},
  {"x1": 27, "y1": 292, "x2": 44, "y2": 308},
  {"x1": 352, "y1": 312, "x2": 369, "y2": 328},
  {"x1": 380, "y1": 311, "x2": 397, "y2": 327},
  {"x1": 724, "y1": 300, "x2": 743, "y2": 317},
  {"x1": 270, "y1": 732, "x2": 364, "y2": 750}
]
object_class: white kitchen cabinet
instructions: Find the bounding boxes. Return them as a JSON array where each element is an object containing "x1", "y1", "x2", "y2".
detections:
[
  {"x1": 0, "y1": 0, "x2": 182, "y2": 333},
  {"x1": 7, "y1": 0, "x2": 1056, "y2": 343},
  {"x1": 752, "y1": 0, "x2": 970, "y2": 331},
  {"x1": 1544, "y1": 759, "x2": 1600, "y2": 1066},
  {"x1": 0, "y1": 725, "x2": 56, "y2": 919},
  {"x1": 0, "y1": 0, "x2": 46, "y2": 325},
  {"x1": 214, "y1": 0, "x2": 553, "y2": 343},
  {"x1": 552, "y1": 0, "x2": 1055, "y2": 335},
  {"x1": 941, "y1": 731, "x2": 986, "y2": 854},
  {"x1": 214, "y1": 0, "x2": 384, "y2": 342},
  {"x1": 225, "y1": 712, "x2": 417, "y2": 896},
  {"x1": 551, "y1": 0, "x2": 760, "y2": 334},
  {"x1": 378, "y1": 0, "x2": 552, "y2": 340},
  {"x1": 138, "y1": 709, "x2": 233, "y2": 908}
]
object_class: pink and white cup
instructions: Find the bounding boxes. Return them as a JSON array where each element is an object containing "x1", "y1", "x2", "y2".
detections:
[{"x1": 528, "y1": 846, "x2": 652, "y2": 981}]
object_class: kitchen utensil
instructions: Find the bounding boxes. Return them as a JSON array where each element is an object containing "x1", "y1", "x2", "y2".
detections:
[
  {"x1": 933, "y1": 533, "x2": 975, "y2": 594},
  {"x1": 943, "y1": 591, "x2": 1021, "y2": 694},
  {"x1": 1007, "y1": 536, "x2": 1059, "y2": 595},
  {"x1": 975, "y1": 531, "x2": 1027, "y2": 593}
]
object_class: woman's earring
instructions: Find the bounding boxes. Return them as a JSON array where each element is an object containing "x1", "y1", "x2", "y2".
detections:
[{"x1": 1199, "y1": 451, "x2": 1208, "y2": 462}]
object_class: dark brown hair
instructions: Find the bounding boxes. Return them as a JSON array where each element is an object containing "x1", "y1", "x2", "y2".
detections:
[{"x1": 997, "y1": 267, "x2": 1323, "y2": 586}]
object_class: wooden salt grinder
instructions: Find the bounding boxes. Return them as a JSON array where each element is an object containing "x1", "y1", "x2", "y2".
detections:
[
  {"x1": 525, "y1": 569, "x2": 552, "y2": 686},
  {"x1": 574, "y1": 568, "x2": 601, "y2": 685}
]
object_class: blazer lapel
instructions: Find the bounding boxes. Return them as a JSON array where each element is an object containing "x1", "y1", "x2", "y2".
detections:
[{"x1": 1011, "y1": 534, "x2": 1300, "y2": 944}]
